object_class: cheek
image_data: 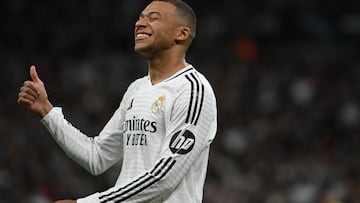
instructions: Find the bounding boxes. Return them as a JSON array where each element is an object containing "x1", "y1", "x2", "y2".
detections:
[
  {"x1": 156, "y1": 30, "x2": 176, "y2": 46},
  {"x1": 154, "y1": 23, "x2": 177, "y2": 40}
]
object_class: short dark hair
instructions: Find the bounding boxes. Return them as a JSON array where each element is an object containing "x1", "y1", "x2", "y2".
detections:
[{"x1": 154, "y1": 0, "x2": 197, "y2": 37}]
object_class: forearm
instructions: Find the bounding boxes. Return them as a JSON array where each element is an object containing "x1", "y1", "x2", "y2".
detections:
[{"x1": 41, "y1": 107, "x2": 110, "y2": 175}]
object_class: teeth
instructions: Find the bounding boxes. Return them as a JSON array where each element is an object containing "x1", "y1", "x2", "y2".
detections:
[{"x1": 137, "y1": 33, "x2": 150, "y2": 38}]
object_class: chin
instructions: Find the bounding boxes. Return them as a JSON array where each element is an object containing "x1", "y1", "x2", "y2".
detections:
[{"x1": 134, "y1": 45, "x2": 153, "y2": 58}]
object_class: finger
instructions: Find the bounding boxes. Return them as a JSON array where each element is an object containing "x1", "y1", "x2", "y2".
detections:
[
  {"x1": 18, "y1": 91, "x2": 37, "y2": 102},
  {"x1": 17, "y1": 97, "x2": 34, "y2": 106},
  {"x1": 20, "y1": 86, "x2": 39, "y2": 98},
  {"x1": 30, "y1": 65, "x2": 41, "y2": 83},
  {"x1": 23, "y1": 81, "x2": 40, "y2": 95}
]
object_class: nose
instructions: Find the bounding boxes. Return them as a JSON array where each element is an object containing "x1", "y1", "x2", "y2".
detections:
[{"x1": 135, "y1": 17, "x2": 147, "y2": 28}]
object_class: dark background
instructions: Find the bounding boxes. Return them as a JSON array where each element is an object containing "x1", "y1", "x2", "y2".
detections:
[{"x1": 1, "y1": 0, "x2": 360, "y2": 202}]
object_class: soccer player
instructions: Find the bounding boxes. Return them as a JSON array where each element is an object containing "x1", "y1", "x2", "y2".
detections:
[{"x1": 17, "y1": 0, "x2": 217, "y2": 202}]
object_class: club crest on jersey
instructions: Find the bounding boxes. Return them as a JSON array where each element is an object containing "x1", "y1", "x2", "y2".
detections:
[
  {"x1": 169, "y1": 130, "x2": 195, "y2": 154},
  {"x1": 152, "y1": 95, "x2": 165, "y2": 113}
]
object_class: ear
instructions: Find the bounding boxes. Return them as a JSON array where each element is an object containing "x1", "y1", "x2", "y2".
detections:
[{"x1": 175, "y1": 26, "x2": 191, "y2": 44}]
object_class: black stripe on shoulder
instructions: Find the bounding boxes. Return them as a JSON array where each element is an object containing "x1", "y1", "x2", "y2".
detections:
[
  {"x1": 189, "y1": 73, "x2": 200, "y2": 124},
  {"x1": 185, "y1": 73, "x2": 205, "y2": 126},
  {"x1": 165, "y1": 67, "x2": 194, "y2": 82},
  {"x1": 194, "y1": 83, "x2": 205, "y2": 125},
  {"x1": 185, "y1": 75, "x2": 194, "y2": 124}
]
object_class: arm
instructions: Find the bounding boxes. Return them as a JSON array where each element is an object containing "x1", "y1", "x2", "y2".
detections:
[
  {"x1": 78, "y1": 78, "x2": 217, "y2": 202},
  {"x1": 18, "y1": 65, "x2": 125, "y2": 175},
  {"x1": 41, "y1": 106, "x2": 124, "y2": 175}
]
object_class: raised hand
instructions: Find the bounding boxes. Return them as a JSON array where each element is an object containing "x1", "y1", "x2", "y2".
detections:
[{"x1": 17, "y1": 65, "x2": 53, "y2": 117}]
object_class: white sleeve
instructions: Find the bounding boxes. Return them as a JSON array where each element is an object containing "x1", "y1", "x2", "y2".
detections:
[
  {"x1": 78, "y1": 79, "x2": 217, "y2": 202},
  {"x1": 41, "y1": 105, "x2": 125, "y2": 175}
]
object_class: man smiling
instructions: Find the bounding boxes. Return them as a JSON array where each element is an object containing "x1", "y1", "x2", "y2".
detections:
[{"x1": 18, "y1": 0, "x2": 217, "y2": 202}]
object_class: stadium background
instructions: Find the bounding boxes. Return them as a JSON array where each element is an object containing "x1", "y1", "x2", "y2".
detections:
[{"x1": 1, "y1": 0, "x2": 360, "y2": 202}]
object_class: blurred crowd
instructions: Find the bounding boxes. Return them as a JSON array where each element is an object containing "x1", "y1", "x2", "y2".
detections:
[{"x1": 1, "y1": 0, "x2": 360, "y2": 202}]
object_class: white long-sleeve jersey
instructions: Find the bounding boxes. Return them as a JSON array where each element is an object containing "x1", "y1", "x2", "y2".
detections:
[{"x1": 41, "y1": 65, "x2": 217, "y2": 203}]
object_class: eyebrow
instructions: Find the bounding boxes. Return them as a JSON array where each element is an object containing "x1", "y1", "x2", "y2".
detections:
[{"x1": 140, "y1": 11, "x2": 162, "y2": 18}]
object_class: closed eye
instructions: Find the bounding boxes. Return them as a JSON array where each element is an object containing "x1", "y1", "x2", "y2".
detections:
[{"x1": 139, "y1": 11, "x2": 162, "y2": 22}]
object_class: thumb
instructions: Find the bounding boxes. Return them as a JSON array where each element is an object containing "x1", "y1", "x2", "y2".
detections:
[{"x1": 30, "y1": 65, "x2": 41, "y2": 82}]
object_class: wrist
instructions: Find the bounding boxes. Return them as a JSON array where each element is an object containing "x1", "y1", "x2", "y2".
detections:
[{"x1": 39, "y1": 101, "x2": 53, "y2": 118}]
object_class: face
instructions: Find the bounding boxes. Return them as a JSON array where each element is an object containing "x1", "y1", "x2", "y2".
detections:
[{"x1": 134, "y1": 1, "x2": 181, "y2": 57}]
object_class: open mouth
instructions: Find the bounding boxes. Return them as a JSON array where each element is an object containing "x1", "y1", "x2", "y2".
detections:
[{"x1": 136, "y1": 33, "x2": 152, "y2": 40}]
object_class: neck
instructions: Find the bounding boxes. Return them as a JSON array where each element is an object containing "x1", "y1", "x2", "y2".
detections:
[{"x1": 147, "y1": 52, "x2": 187, "y2": 85}]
